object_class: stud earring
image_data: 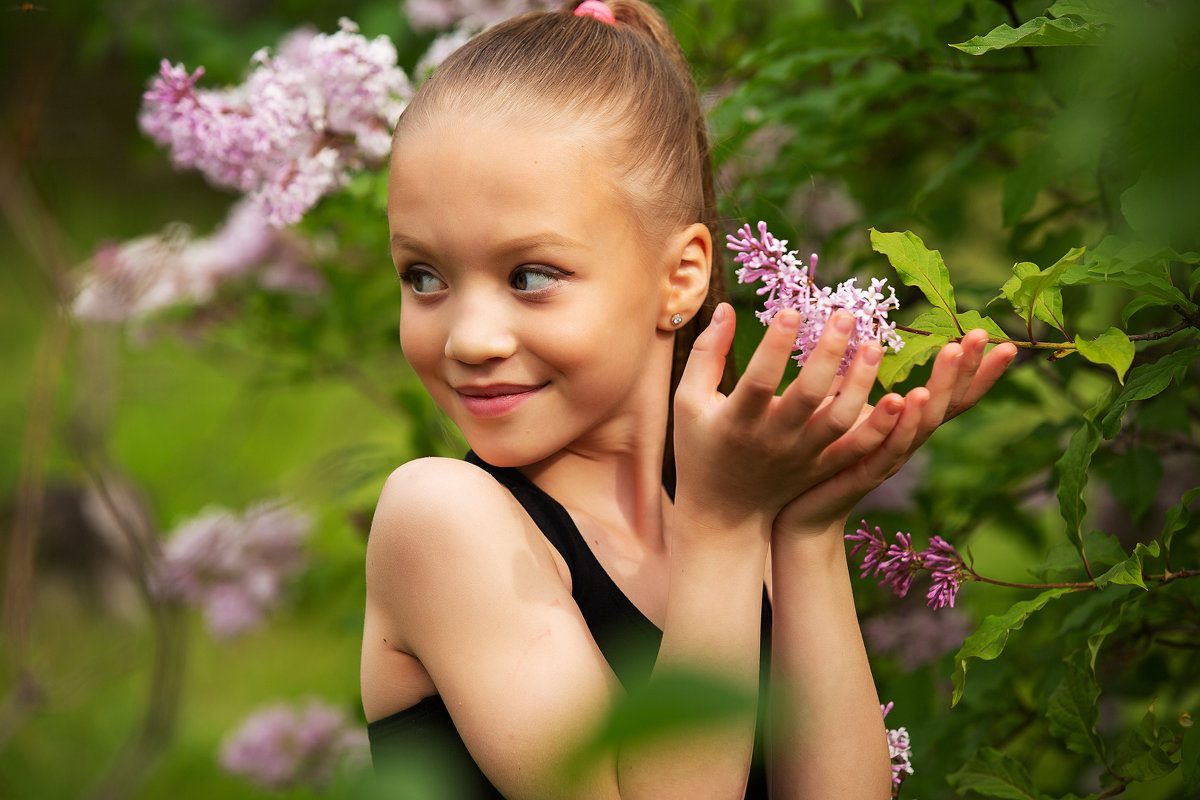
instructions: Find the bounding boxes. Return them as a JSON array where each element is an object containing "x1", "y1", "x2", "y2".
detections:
[{"x1": 671, "y1": 313, "x2": 684, "y2": 327}]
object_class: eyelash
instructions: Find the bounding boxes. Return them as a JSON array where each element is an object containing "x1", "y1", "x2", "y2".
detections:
[{"x1": 397, "y1": 265, "x2": 572, "y2": 297}]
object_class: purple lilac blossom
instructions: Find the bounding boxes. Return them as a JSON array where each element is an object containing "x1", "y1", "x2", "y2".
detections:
[
  {"x1": 72, "y1": 199, "x2": 320, "y2": 323},
  {"x1": 404, "y1": 0, "x2": 558, "y2": 32},
  {"x1": 727, "y1": 221, "x2": 904, "y2": 374},
  {"x1": 880, "y1": 703, "x2": 915, "y2": 790},
  {"x1": 220, "y1": 699, "x2": 369, "y2": 790},
  {"x1": 155, "y1": 501, "x2": 310, "y2": 638},
  {"x1": 140, "y1": 19, "x2": 411, "y2": 227},
  {"x1": 846, "y1": 520, "x2": 970, "y2": 610}
]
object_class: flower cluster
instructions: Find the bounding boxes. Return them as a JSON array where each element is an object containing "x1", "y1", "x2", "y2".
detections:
[
  {"x1": 404, "y1": 0, "x2": 557, "y2": 32},
  {"x1": 846, "y1": 520, "x2": 968, "y2": 609},
  {"x1": 881, "y1": 702, "x2": 915, "y2": 792},
  {"x1": 140, "y1": 19, "x2": 412, "y2": 227},
  {"x1": 727, "y1": 221, "x2": 904, "y2": 374},
  {"x1": 220, "y1": 699, "x2": 369, "y2": 790},
  {"x1": 155, "y1": 501, "x2": 310, "y2": 638},
  {"x1": 72, "y1": 199, "x2": 321, "y2": 323}
]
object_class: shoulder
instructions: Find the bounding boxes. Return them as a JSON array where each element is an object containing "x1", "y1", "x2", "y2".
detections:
[{"x1": 367, "y1": 457, "x2": 532, "y2": 576}]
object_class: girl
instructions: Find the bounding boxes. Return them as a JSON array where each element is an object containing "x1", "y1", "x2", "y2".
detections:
[{"x1": 360, "y1": 2, "x2": 1016, "y2": 797}]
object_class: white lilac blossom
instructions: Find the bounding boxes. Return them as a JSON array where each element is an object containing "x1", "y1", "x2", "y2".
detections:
[
  {"x1": 155, "y1": 501, "x2": 310, "y2": 639},
  {"x1": 881, "y1": 702, "x2": 915, "y2": 791},
  {"x1": 220, "y1": 699, "x2": 369, "y2": 790},
  {"x1": 403, "y1": 0, "x2": 558, "y2": 33},
  {"x1": 72, "y1": 199, "x2": 321, "y2": 323},
  {"x1": 846, "y1": 520, "x2": 969, "y2": 610},
  {"x1": 727, "y1": 221, "x2": 904, "y2": 374},
  {"x1": 140, "y1": 19, "x2": 411, "y2": 227}
]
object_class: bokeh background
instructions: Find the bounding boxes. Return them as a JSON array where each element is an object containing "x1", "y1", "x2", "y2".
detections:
[{"x1": 3, "y1": 1, "x2": 1197, "y2": 798}]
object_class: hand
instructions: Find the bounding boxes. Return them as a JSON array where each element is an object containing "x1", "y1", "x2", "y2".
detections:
[
  {"x1": 771, "y1": 329, "x2": 1018, "y2": 536},
  {"x1": 672, "y1": 303, "x2": 903, "y2": 529}
]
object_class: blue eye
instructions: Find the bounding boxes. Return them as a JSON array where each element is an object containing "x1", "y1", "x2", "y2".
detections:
[
  {"x1": 511, "y1": 267, "x2": 560, "y2": 293},
  {"x1": 400, "y1": 267, "x2": 446, "y2": 294}
]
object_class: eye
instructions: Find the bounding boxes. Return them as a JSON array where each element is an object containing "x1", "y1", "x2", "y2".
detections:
[
  {"x1": 510, "y1": 266, "x2": 565, "y2": 294},
  {"x1": 399, "y1": 267, "x2": 447, "y2": 295}
]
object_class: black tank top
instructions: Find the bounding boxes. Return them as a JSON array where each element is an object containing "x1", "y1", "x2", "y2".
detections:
[{"x1": 367, "y1": 453, "x2": 771, "y2": 798}]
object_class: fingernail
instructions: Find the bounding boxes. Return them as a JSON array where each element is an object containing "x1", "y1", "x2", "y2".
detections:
[
  {"x1": 834, "y1": 312, "x2": 853, "y2": 334},
  {"x1": 712, "y1": 303, "x2": 726, "y2": 323},
  {"x1": 778, "y1": 309, "x2": 801, "y2": 327},
  {"x1": 885, "y1": 397, "x2": 902, "y2": 415},
  {"x1": 863, "y1": 344, "x2": 882, "y2": 365}
]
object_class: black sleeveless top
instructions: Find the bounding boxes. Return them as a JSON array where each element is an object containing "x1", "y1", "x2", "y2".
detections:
[{"x1": 368, "y1": 452, "x2": 772, "y2": 798}]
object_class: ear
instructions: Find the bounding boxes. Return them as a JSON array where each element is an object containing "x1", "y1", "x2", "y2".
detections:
[{"x1": 658, "y1": 222, "x2": 712, "y2": 331}]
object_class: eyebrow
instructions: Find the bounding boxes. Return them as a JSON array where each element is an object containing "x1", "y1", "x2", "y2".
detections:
[{"x1": 389, "y1": 231, "x2": 586, "y2": 259}]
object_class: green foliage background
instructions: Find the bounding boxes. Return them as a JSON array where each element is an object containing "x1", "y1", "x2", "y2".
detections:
[{"x1": 1, "y1": 0, "x2": 1197, "y2": 798}]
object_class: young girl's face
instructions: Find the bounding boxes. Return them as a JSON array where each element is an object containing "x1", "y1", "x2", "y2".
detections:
[{"x1": 388, "y1": 114, "x2": 680, "y2": 467}]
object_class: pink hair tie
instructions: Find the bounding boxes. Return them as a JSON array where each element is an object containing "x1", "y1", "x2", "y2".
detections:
[{"x1": 574, "y1": 0, "x2": 616, "y2": 25}]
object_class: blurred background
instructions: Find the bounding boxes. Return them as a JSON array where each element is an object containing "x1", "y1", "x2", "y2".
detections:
[{"x1": 2, "y1": 0, "x2": 1196, "y2": 798}]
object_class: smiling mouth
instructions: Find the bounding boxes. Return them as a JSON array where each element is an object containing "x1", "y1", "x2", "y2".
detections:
[{"x1": 454, "y1": 384, "x2": 546, "y2": 418}]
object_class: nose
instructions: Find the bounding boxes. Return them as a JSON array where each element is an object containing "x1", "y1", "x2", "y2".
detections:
[{"x1": 443, "y1": 291, "x2": 519, "y2": 364}]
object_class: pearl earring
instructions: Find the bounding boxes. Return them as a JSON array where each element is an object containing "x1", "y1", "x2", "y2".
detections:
[{"x1": 671, "y1": 313, "x2": 684, "y2": 327}]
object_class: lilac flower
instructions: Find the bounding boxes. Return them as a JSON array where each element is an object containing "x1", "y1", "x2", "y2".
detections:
[
  {"x1": 404, "y1": 0, "x2": 557, "y2": 33},
  {"x1": 846, "y1": 521, "x2": 970, "y2": 610},
  {"x1": 140, "y1": 19, "x2": 411, "y2": 227},
  {"x1": 923, "y1": 535, "x2": 966, "y2": 609},
  {"x1": 72, "y1": 199, "x2": 321, "y2": 323},
  {"x1": 220, "y1": 699, "x2": 369, "y2": 790},
  {"x1": 727, "y1": 221, "x2": 904, "y2": 374},
  {"x1": 881, "y1": 702, "x2": 915, "y2": 791},
  {"x1": 155, "y1": 500, "x2": 310, "y2": 638}
]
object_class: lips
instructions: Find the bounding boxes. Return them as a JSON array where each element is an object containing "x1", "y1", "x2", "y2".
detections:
[{"x1": 454, "y1": 383, "x2": 545, "y2": 418}]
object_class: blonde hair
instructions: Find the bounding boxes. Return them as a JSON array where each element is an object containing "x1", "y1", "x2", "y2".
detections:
[{"x1": 395, "y1": 1, "x2": 735, "y2": 485}]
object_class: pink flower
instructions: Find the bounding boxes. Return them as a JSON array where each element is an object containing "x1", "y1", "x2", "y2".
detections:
[
  {"x1": 72, "y1": 199, "x2": 320, "y2": 323},
  {"x1": 220, "y1": 699, "x2": 368, "y2": 790},
  {"x1": 727, "y1": 221, "x2": 904, "y2": 374},
  {"x1": 156, "y1": 500, "x2": 310, "y2": 638},
  {"x1": 846, "y1": 521, "x2": 970, "y2": 610},
  {"x1": 140, "y1": 19, "x2": 411, "y2": 227}
]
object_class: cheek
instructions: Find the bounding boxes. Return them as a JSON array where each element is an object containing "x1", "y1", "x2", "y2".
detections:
[{"x1": 399, "y1": 308, "x2": 440, "y2": 372}]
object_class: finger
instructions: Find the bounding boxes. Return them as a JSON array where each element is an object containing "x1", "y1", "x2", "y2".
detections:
[
  {"x1": 815, "y1": 392, "x2": 905, "y2": 475},
  {"x1": 795, "y1": 340, "x2": 882, "y2": 441},
  {"x1": 946, "y1": 329, "x2": 988, "y2": 412},
  {"x1": 726, "y1": 308, "x2": 802, "y2": 419},
  {"x1": 674, "y1": 302, "x2": 736, "y2": 412},
  {"x1": 918, "y1": 341, "x2": 963, "y2": 437},
  {"x1": 950, "y1": 341, "x2": 1018, "y2": 418},
  {"x1": 774, "y1": 310, "x2": 855, "y2": 422}
]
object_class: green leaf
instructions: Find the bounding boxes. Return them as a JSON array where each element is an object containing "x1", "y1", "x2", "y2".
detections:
[
  {"x1": 1075, "y1": 328, "x2": 1135, "y2": 383},
  {"x1": 1046, "y1": 652, "x2": 1105, "y2": 760},
  {"x1": 1100, "y1": 346, "x2": 1200, "y2": 438},
  {"x1": 1113, "y1": 703, "x2": 1180, "y2": 781},
  {"x1": 1190, "y1": 266, "x2": 1200, "y2": 300},
  {"x1": 845, "y1": 0, "x2": 863, "y2": 18},
  {"x1": 569, "y1": 669, "x2": 755, "y2": 775},
  {"x1": 1048, "y1": 0, "x2": 1117, "y2": 24},
  {"x1": 948, "y1": 747, "x2": 1038, "y2": 798},
  {"x1": 1055, "y1": 417, "x2": 1102, "y2": 553},
  {"x1": 1183, "y1": 721, "x2": 1200, "y2": 788},
  {"x1": 951, "y1": 17, "x2": 1105, "y2": 55},
  {"x1": 951, "y1": 588, "x2": 1074, "y2": 706},
  {"x1": 1002, "y1": 249, "x2": 1084, "y2": 336},
  {"x1": 1162, "y1": 486, "x2": 1200, "y2": 556},
  {"x1": 879, "y1": 326, "x2": 949, "y2": 389},
  {"x1": 1094, "y1": 542, "x2": 1160, "y2": 590},
  {"x1": 870, "y1": 229, "x2": 960, "y2": 325},
  {"x1": 1121, "y1": 293, "x2": 1164, "y2": 327}
]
